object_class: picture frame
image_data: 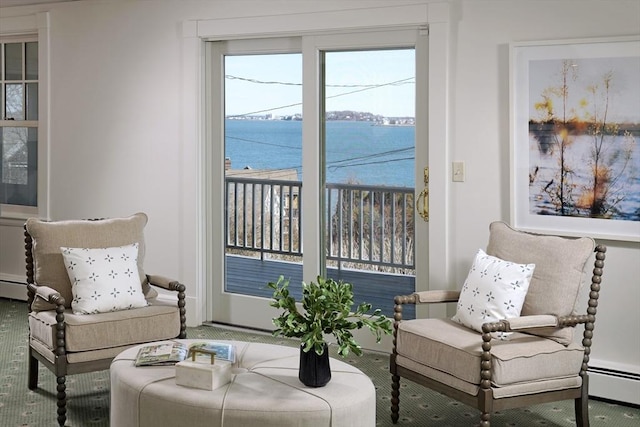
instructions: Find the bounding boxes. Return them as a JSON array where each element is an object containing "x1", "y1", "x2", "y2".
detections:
[{"x1": 510, "y1": 36, "x2": 640, "y2": 242}]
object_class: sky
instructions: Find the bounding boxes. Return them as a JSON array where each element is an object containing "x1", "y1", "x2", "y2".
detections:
[
  {"x1": 528, "y1": 56, "x2": 640, "y2": 124},
  {"x1": 224, "y1": 49, "x2": 415, "y2": 118}
]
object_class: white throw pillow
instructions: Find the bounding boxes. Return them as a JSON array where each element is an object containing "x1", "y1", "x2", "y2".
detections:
[
  {"x1": 452, "y1": 249, "x2": 535, "y2": 337},
  {"x1": 61, "y1": 243, "x2": 148, "y2": 314}
]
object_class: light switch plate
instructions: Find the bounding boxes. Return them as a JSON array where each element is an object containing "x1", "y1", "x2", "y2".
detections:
[{"x1": 452, "y1": 161, "x2": 465, "y2": 182}]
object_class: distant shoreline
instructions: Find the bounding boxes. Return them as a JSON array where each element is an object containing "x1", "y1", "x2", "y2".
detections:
[{"x1": 227, "y1": 110, "x2": 415, "y2": 126}]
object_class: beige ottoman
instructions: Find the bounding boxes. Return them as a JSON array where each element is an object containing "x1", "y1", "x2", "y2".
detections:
[{"x1": 110, "y1": 340, "x2": 376, "y2": 427}]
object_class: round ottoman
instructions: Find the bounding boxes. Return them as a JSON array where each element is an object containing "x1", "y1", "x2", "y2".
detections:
[{"x1": 110, "y1": 340, "x2": 376, "y2": 427}]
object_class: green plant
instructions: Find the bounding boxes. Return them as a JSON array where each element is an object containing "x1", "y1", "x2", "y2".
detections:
[{"x1": 268, "y1": 275, "x2": 393, "y2": 357}]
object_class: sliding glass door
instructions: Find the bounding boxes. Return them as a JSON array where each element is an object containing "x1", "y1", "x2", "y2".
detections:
[{"x1": 207, "y1": 30, "x2": 428, "y2": 348}]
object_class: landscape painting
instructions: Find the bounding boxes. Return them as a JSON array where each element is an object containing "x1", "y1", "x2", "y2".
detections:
[{"x1": 511, "y1": 37, "x2": 640, "y2": 241}]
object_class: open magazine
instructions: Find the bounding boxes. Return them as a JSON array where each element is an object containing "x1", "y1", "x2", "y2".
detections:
[{"x1": 135, "y1": 341, "x2": 236, "y2": 367}]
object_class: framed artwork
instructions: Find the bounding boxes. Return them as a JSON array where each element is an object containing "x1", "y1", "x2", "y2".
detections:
[{"x1": 510, "y1": 36, "x2": 640, "y2": 242}]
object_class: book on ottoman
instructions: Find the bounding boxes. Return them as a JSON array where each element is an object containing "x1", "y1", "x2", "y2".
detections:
[{"x1": 135, "y1": 341, "x2": 235, "y2": 367}]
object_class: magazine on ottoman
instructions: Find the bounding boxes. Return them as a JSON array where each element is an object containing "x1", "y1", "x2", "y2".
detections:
[{"x1": 135, "y1": 341, "x2": 235, "y2": 366}]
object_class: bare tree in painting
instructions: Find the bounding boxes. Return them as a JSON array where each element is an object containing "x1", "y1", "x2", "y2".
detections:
[
  {"x1": 531, "y1": 60, "x2": 578, "y2": 216},
  {"x1": 578, "y1": 71, "x2": 635, "y2": 218}
]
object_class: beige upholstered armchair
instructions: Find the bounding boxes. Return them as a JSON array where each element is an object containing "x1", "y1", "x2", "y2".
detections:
[
  {"x1": 24, "y1": 213, "x2": 186, "y2": 427},
  {"x1": 390, "y1": 222, "x2": 606, "y2": 427}
]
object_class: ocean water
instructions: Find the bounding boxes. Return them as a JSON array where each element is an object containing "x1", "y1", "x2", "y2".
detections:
[
  {"x1": 225, "y1": 119, "x2": 415, "y2": 188},
  {"x1": 529, "y1": 133, "x2": 640, "y2": 221}
]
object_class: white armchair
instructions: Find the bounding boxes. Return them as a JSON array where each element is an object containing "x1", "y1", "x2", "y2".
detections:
[
  {"x1": 390, "y1": 222, "x2": 606, "y2": 426},
  {"x1": 25, "y1": 213, "x2": 187, "y2": 427}
]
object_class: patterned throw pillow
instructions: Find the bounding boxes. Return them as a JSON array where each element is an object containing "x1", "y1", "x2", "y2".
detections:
[
  {"x1": 452, "y1": 249, "x2": 535, "y2": 337},
  {"x1": 61, "y1": 243, "x2": 148, "y2": 315}
]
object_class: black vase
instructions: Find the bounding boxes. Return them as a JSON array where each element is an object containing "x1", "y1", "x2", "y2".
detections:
[{"x1": 298, "y1": 343, "x2": 331, "y2": 387}]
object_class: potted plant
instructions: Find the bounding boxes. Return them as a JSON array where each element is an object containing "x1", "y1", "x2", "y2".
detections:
[{"x1": 267, "y1": 275, "x2": 393, "y2": 387}]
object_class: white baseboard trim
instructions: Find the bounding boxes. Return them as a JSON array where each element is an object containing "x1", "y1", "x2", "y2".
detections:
[
  {"x1": 589, "y1": 362, "x2": 640, "y2": 405},
  {"x1": 0, "y1": 274, "x2": 27, "y2": 301}
]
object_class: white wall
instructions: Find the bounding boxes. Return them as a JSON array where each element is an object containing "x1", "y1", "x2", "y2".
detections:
[
  {"x1": 446, "y1": 0, "x2": 640, "y2": 404},
  {"x1": 1, "y1": 0, "x2": 638, "y2": 402}
]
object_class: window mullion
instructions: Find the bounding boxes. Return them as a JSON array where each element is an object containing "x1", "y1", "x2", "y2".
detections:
[{"x1": 0, "y1": 120, "x2": 38, "y2": 127}]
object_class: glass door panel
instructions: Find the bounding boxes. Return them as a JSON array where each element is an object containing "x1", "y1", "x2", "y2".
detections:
[
  {"x1": 323, "y1": 49, "x2": 416, "y2": 319},
  {"x1": 223, "y1": 53, "x2": 304, "y2": 301}
]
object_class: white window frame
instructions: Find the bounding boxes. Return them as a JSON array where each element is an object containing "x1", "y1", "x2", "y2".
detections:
[{"x1": 0, "y1": 12, "x2": 49, "y2": 221}]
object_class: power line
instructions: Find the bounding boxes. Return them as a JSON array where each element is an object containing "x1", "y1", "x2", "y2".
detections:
[
  {"x1": 225, "y1": 75, "x2": 414, "y2": 89},
  {"x1": 225, "y1": 133, "x2": 415, "y2": 179},
  {"x1": 226, "y1": 135, "x2": 301, "y2": 150},
  {"x1": 329, "y1": 146, "x2": 414, "y2": 167},
  {"x1": 228, "y1": 102, "x2": 301, "y2": 118},
  {"x1": 226, "y1": 153, "x2": 414, "y2": 180},
  {"x1": 226, "y1": 134, "x2": 413, "y2": 162},
  {"x1": 226, "y1": 76, "x2": 415, "y2": 117},
  {"x1": 324, "y1": 77, "x2": 415, "y2": 101},
  {"x1": 329, "y1": 156, "x2": 414, "y2": 171},
  {"x1": 226, "y1": 75, "x2": 301, "y2": 86}
]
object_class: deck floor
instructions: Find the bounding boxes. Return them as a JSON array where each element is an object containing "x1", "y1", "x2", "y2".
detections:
[{"x1": 226, "y1": 255, "x2": 416, "y2": 319}]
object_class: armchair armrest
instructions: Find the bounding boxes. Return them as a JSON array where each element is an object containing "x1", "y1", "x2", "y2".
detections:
[
  {"x1": 26, "y1": 282, "x2": 67, "y2": 357},
  {"x1": 393, "y1": 290, "x2": 460, "y2": 325},
  {"x1": 414, "y1": 290, "x2": 460, "y2": 304},
  {"x1": 147, "y1": 275, "x2": 186, "y2": 293},
  {"x1": 146, "y1": 275, "x2": 187, "y2": 339},
  {"x1": 27, "y1": 282, "x2": 66, "y2": 311},
  {"x1": 486, "y1": 314, "x2": 587, "y2": 334},
  {"x1": 394, "y1": 290, "x2": 460, "y2": 306},
  {"x1": 503, "y1": 315, "x2": 558, "y2": 331},
  {"x1": 557, "y1": 314, "x2": 593, "y2": 328}
]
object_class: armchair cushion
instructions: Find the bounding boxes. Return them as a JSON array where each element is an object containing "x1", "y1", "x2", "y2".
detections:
[
  {"x1": 396, "y1": 318, "x2": 584, "y2": 392},
  {"x1": 61, "y1": 243, "x2": 148, "y2": 314},
  {"x1": 28, "y1": 302, "x2": 181, "y2": 356},
  {"x1": 486, "y1": 222, "x2": 595, "y2": 344},
  {"x1": 452, "y1": 249, "x2": 534, "y2": 336},
  {"x1": 26, "y1": 213, "x2": 156, "y2": 310}
]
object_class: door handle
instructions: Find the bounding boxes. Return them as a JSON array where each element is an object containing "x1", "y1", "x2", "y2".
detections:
[{"x1": 416, "y1": 167, "x2": 429, "y2": 222}]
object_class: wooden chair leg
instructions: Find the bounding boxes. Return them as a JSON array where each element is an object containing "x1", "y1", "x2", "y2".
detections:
[
  {"x1": 575, "y1": 375, "x2": 590, "y2": 427},
  {"x1": 27, "y1": 348, "x2": 38, "y2": 390},
  {"x1": 480, "y1": 412, "x2": 491, "y2": 427},
  {"x1": 56, "y1": 376, "x2": 67, "y2": 427},
  {"x1": 478, "y1": 387, "x2": 492, "y2": 427},
  {"x1": 391, "y1": 373, "x2": 400, "y2": 423}
]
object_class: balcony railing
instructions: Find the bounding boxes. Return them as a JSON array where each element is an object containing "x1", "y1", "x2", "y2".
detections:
[
  {"x1": 326, "y1": 183, "x2": 414, "y2": 270},
  {"x1": 226, "y1": 177, "x2": 415, "y2": 271},
  {"x1": 226, "y1": 176, "x2": 302, "y2": 259}
]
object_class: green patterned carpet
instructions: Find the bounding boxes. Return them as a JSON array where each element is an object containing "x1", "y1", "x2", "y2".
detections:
[{"x1": 1, "y1": 298, "x2": 638, "y2": 426}]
